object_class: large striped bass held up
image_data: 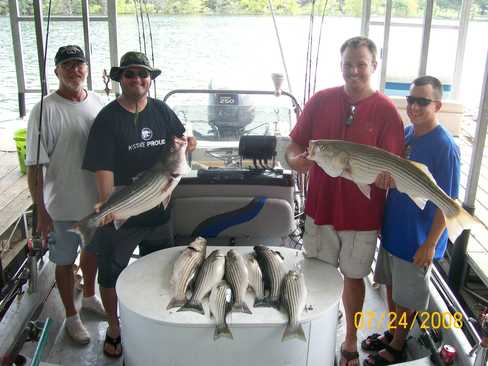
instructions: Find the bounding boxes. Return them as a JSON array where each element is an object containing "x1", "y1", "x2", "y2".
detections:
[
  {"x1": 253, "y1": 245, "x2": 286, "y2": 308},
  {"x1": 72, "y1": 138, "x2": 190, "y2": 246},
  {"x1": 167, "y1": 237, "x2": 207, "y2": 310},
  {"x1": 178, "y1": 249, "x2": 226, "y2": 315},
  {"x1": 209, "y1": 280, "x2": 233, "y2": 341},
  {"x1": 307, "y1": 139, "x2": 476, "y2": 242},
  {"x1": 225, "y1": 249, "x2": 252, "y2": 314},
  {"x1": 280, "y1": 270, "x2": 308, "y2": 342}
]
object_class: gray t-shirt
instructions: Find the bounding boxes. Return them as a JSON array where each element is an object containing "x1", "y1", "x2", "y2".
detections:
[{"x1": 26, "y1": 91, "x2": 105, "y2": 221}]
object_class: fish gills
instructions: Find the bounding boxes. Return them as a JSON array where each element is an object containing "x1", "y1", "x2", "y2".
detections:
[
  {"x1": 225, "y1": 249, "x2": 252, "y2": 314},
  {"x1": 167, "y1": 237, "x2": 207, "y2": 310},
  {"x1": 209, "y1": 280, "x2": 233, "y2": 341},
  {"x1": 178, "y1": 249, "x2": 225, "y2": 315},
  {"x1": 280, "y1": 270, "x2": 307, "y2": 342}
]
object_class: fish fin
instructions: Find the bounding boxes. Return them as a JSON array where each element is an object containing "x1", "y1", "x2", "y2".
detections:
[
  {"x1": 410, "y1": 161, "x2": 435, "y2": 181},
  {"x1": 282, "y1": 323, "x2": 306, "y2": 342},
  {"x1": 132, "y1": 171, "x2": 145, "y2": 183},
  {"x1": 161, "y1": 193, "x2": 172, "y2": 210},
  {"x1": 214, "y1": 324, "x2": 233, "y2": 341},
  {"x1": 410, "y1": 196, "x2": 428, "y2": 210},
  {"x1": 355, "y1": 183, "x2": 371, "y2": 199},
  {"x1": 445, "y1": 202, "x2": 480, "y2": 242},
  {"x1": 69, "y1": 218, "x2": 97, "y2": 247},
  {"x1": 113, "y1": 219, "x2": 127, "y2": 230},
  {"x1": 166, "y1": 297, "x2": 186, "y2": 310},
  {"x1": 232, "y1": 302, "x2": 252, "y2": 314},
  {"x1": 177, "y1": 301, "x2": 205, "y2": 315}
]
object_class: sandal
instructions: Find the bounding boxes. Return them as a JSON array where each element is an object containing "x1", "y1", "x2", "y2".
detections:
[
  {"x1": 361, "y1": 330, "x2": 393, "y2": 352},
  {"x1": 363, "y1": 344, "x2": 405, "y2": 366},
  {"x1": 103, "y1": 333, "x2": 123, "y2": 358},
  {"x1": 340, "y1": 344, "x2": 360, "y2": 366}
]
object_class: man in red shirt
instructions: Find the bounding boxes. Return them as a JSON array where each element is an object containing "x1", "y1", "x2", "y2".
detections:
[{"x1": 286, "y1": 36, "x2": 404, "y2": 366}]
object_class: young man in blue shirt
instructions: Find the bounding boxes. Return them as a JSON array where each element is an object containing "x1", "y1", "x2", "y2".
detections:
[{"x1": 361, "y1": 76, "x2": 461, "y2": 365}]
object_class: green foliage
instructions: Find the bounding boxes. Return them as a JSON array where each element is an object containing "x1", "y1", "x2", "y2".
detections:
[{"x1": 0, "y1": 0, "x2": 486, "y2": 17}]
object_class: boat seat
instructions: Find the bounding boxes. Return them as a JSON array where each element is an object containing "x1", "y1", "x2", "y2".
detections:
[{"x1": 391, "y1": 96, "x2": 464, "y2": 136}]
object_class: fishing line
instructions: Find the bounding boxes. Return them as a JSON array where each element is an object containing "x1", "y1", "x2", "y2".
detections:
[
  {"x1": 33, "y1": 0, "x2": 53, "y2": 237},
  {"x1": 312, "y1": 0, "x2": 329, "y2": 94}
]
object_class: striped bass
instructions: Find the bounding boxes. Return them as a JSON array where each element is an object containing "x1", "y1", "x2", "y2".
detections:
[
  {"x1": 253, "y1": 245, "x2": 286, "y2": 308},
  {"x1": 72, "y1": 139, "x2": 189, "y2": 245},
  {"x1": 244, "y1": 254, "x2": 266, "y2": 307},
  {"x1": 225, "y1": 249, "x2": 252, "y2": 314},
  {"x1": 308, "y1": 139, "x2": 476, "y2": 242},
  {"x1": 209, "y1": 280, "x2": 233, "y2": 341},
  {"x1": 167, "y1": 237, "x2": 207, "y2": 310},
  {"x1": 280, "y1": 270, "x2": 308, "y2": 342},
  {"x1": 178, "y1": 249, "x2": 226, "y2": 315}
]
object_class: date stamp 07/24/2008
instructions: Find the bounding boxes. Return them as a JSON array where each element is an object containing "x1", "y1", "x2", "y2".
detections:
[{"x1": 354, "y1": 311, "x2": 463, "y2": 330}]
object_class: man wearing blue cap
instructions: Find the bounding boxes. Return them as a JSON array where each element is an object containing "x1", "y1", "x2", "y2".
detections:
[{"x1": 26, "y1": 45, "x2": 106, "y2": 345}]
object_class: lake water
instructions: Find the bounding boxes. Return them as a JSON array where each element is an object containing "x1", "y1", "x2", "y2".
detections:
[{"x1": 0, "y1": 15, "x2": 487, "y2": 118}]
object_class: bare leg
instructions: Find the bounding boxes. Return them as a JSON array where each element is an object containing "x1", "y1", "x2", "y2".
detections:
[
  {"x1": 79, "y1": 250, "x2": 97, "y2": 298},
  {"x1": 341, "y1": 277, "x2": 365, "y2": 366},
  {"x1": 100, "y1": 287, "x2": 121, "y2": 356},
  {"x1": 56, "y1": 264, "x2": 76, "y2": 317}
]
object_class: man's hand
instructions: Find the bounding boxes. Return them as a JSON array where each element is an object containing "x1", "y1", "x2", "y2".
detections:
[
  {"x1": 94, "y1": 201, "x2": 115, "y2": 226},
  {"x1": 186, "y1": 136, "x2": 197, "y2": 152},
  {"x1": 413, "y1": 242, "x2": 436, "y2": 268},
  {"x1": 37, "y1": 207, "x2": 53, "y2": 241},
  {"x1": 289, "y1": 151, "x2": 314, "y2": 173},
  {"x1": 374, "y1": 171, "x2": 396, "y2": 190}
]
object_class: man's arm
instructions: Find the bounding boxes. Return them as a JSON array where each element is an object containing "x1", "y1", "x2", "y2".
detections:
[
  {"x1": 27, "y1": 165, "x2": 52, "y2": 240},
  {"x1": 413, "y1": 208, "x2": 446, "y2": 267},
  {"x1": 285, "y1": 141, "x2": 314, "y2": 173},
  {"x1": 94, "y1": 170, "x2": 115, "y2": 225}
]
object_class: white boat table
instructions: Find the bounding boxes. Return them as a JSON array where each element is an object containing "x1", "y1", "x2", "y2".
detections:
[{"x1": 117, "y1": 246, "x2": 343, "y2": 366}]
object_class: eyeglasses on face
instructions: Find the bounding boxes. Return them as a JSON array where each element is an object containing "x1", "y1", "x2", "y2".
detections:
[
  {"x1": 60, "y1": 61, "x2": 85, "y2": 70},
  {"x1": 406, "y1": 95, "x2": 437, "y2": 107},
  {"x1": 345, "y1": 105, "x2": 356, "y2": 126},
  {"x1": 123, "y1": 69, "x2": 150, "y2": 79}
]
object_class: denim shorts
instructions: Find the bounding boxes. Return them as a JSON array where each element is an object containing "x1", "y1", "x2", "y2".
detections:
[{"x1": 48, "y1": 221, "x2": 97, "y2": 265}]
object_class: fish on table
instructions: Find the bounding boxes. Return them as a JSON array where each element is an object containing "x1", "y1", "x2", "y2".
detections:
[
  {"x1": 225, "y1": 249, "x2": 252, "y2": 314},
  {"x1": 167, "y1": 237, "x2": 207, "y2": 310},
  {"x1": 307, "y1": 139, "x2": 477, "y2": 242},
  {"x1": 280, "y1": 270, "x2": 308, "y2": 342},
  {"x1": 72, "y1": 138, "x2": 190, "y2": 245},
  {"x1": 209, "y1": 280, "x2": 234, "y2": 341},
  {"x1": 178, "y1": 249, "x2": 226, "y2": 315},
  {"x1": 253, "y1": 245, "x2": 286, "y2": 308},
  {"x1": 244, "y1": 254, "x2": 266, "y2": 307}
]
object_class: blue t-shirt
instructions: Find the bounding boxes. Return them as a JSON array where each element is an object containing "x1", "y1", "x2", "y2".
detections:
[{"x1": 381, "y1": 124, "x2": 460, "y2": 262}]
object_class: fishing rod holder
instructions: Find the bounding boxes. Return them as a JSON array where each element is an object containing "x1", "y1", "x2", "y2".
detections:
[{"x1": 238, "y1": 135, "x2": 277, "y2": 170}]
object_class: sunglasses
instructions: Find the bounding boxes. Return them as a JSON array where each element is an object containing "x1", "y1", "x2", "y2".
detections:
[
  {"x1": 406, "y1": 95, "x2": 437, "y2": 107},
  {"x1": 345, "y1": 105, "x2": 356, "y2": 126},
  {"x1": 123, "y1": 69, "x2": 150, "y2": 79}
]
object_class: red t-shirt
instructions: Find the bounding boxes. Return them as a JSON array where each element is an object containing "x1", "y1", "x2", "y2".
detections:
[{"x1": 290, "y1": 86, "x2": 404, "y2": 230}]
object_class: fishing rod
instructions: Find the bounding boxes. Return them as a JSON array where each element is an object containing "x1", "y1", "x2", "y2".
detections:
[
  {"x1": 142, "y1": 0, "x2": 157, "y2": 98},
  {"x1": 133, "y1": 0, "x2": 143, "y2": 52},
  {"x1": 303, "y1": 0, "x2": 315, "y2": 104},
  {"x1": 312, "y1": 0, "x2": 329, "y2": 94},
  {"x1": 137, "y1": 0, "x2": 148, "y2": 56}
]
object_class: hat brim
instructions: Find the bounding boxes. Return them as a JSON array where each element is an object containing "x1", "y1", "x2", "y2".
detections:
[
  {"x1": 109, "y1": 65, "x2": 161, "y2": 82},
  {"x1": 56, "y1": 57, "x2": 86, "y2": 66}
]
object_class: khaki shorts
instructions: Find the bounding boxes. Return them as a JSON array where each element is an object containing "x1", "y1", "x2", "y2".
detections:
[
  {"x1": 374, "y1": 246, "x2": 431, "y2": 311},
  {"x1": 302, "y1": 216, "x2": 378, "y2": 278}
]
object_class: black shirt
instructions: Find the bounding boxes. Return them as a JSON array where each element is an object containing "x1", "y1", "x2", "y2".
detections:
[{"x1": 83, "y1": 97, "x2": 185, "y2": 227}]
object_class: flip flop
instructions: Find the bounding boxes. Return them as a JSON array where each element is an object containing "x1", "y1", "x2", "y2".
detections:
[
  {"x1": 341, "y1": 344, "x2": 360, "y2": 366},
  {"x1": 361, "y1": 330, "x2": 393, "y2": 352},
  {"x1": 103, "y1": 333, "x2": 123, "y2": 358}
]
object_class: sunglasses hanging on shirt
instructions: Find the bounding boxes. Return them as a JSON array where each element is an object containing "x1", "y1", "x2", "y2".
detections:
[{"x1": 345, "y1": 104, "x2": 356, "y2": 126}]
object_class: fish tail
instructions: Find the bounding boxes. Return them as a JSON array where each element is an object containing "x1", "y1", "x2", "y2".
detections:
[
  {"x1": 166, "y1": 297, "x2": 186, "y2": 310},
  {"x1": 214, "y1": 324, "x2": 233, "y2": 341},
  {"x1": 445, "y1": 203, "x2": 479, "y2": 242},
  {"x1": 69, "y1": 218, "x2": 97, "y2": 247},
  {"x1": 232, "y1": 302, "x2": 252, "y2": 314},
  {"x1": 282, "y1": 322, "x2": 306, "y2": 342},
  {"x1": 176, "y1": 301, "x2": 205, "y2": 315}
]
